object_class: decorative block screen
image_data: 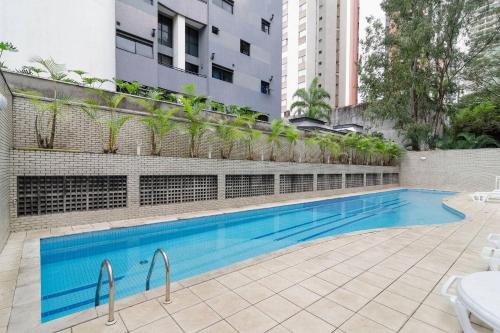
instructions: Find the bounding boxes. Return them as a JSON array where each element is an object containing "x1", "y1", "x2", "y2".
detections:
[
  {"x1": 17, "y1": 176, "x2": 127, "y2": 217},
  {"x1": 317, "y1": 174, "x2": 343, "y2": 191},
  {"x1": 140, "y1": 175, "x2": 218, "y2": 206},
  {"x1": 345, "y1": 173, "x2": 364, "y2": 188},
  {"x1": 225, "y1": 175, "x2": 275, "y2": 199},
  {"x1": 366, "y1": 173, "x2": 381, "y2": 186},
  {"x1": 279, "y1": 174, "x2": 314, "y2": 194},
  {"x1": 383, "y1": 173, "x2": 399, "y2": 185}
]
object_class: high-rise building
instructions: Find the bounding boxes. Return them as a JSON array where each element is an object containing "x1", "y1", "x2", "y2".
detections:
[
  {"x1": 471, "y1": 0, "x2": 500, "y2": 40},
  {"x1": 281, "y1": 0, "x2": 359, "y2": 118},
  {"x1": 0, "y1": 0, "x2": 282, "y2": 119}
]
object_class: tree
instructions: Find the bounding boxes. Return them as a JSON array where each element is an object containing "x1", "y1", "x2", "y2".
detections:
[
  {"x1": 132, "y1": 90, "x2": 177, "y2": 156},
  {"x1": 284, "y1": 125, "x2": 300, "y2": 162},
  {"x1": 0, "y1": 41, "x2": 17, "y2": 69},
  {"x1": 267, "y1": 119, "x2": 285, "y2": 161},
  {"x1": 214, "y1": 119, "x2": 242, "y2": 159},
  {"x1": 80, "y1": 90, "x2": 132, "y2": 153},
  {"x1": 290, "y1": 77, "x2": 333, "y2": 122},
  {"x1": 452, "y1": 101, "x2": 500, "y2": 140},
  {"x1": 237, "y1": 112, "x2": 262, "y2": 160},
  {"x1": 359, "y1": 0, "x2": 500, "y2": 148}
]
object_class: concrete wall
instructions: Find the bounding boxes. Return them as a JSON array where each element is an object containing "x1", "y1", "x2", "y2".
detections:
[
  {"x1": 0, "y1": 0, "x2": 116, "y2": 90},
  {"x1": 0, "y1": 72, "x2": 12, "y2": 250},
  {"x1": 401, "y1": 149, "x2": 500, "y2": 192},
  {"x1": 10, "y1": 150, "x2": 399, "y2": 231}
]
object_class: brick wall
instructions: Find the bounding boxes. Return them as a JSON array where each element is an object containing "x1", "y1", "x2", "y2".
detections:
[
  {"x1": 0, "y1": 72, "x2": 12, "y2": 250},
  {"x1": 10, "y1": 150, "x2": 399, "y2": 231},
  {"x1": 401, "y1": 149, "x2": 500, "y2": 192}
]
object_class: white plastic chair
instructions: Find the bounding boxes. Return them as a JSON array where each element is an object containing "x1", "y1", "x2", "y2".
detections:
[
  {"x1": 480, "y1": 247, "x2": 500, "y2": 263},
  {"x1": 490, "y1": 258, "x2": 500, "y2": 271},
  {"x1": 488, "y1": 234, "x2": 500, "y2": 249},
  {"x1": 471, "y1": 176, "x2": 500, "y2": 202},
  {"x1": 441, "y1": 276, "x2": 478, "y2": 333}
]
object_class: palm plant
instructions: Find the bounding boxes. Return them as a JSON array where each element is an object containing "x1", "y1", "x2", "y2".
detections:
[
  {"x1": 132, "y1": 90, "x2": 177, "y2": 156},
  {"x1": 325, "y1": 133, "x2": 342, "y2": 163},
  {"x1": 114, "y1": 80, "x2": 143, "y2": 96},
  {"x1": 284, "y1": 125, "x2": 300, "y2": 162},
  {"x1": 454, "y1": 133, "x2": 500, "y2": 149},
  {"x1": 177, "y1": 84, "x2": 211, "y2": 158},
  {"x1": 341, "y1": 132, "x2": 360, "y2": 164},
  {"x1": 290, "y1": 77, "x2": 333, "y2": 123},
  {"x1": 80, "y1": 89, "x2": 132, "y2": 153},
  {"x1": 214, "y1": 119, "x2": 242, "y2": 159},
  {"x1": 0, "y1": 41, "x2": 17, "y2": 69},
  {"x1": 267, "y1": 119, "x2": 286, "y2": 161},
  {"x1": 309, "y1": 131, "x2": 331, "y2": 163},
  {"x1": 236, "y1": 112, "x2": 263, "y2": 160}
]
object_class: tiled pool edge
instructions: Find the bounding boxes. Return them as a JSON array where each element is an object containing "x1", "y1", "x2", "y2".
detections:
[{"x1": 1, "y1": 187, "x2": 469, "y2": 333}]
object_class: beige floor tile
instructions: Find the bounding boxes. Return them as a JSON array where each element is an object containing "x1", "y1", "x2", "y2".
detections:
[
  {"x1": 296, "y1": 259, "x2": 330, "y2": 275},
  {"x1": 119, "y1": 300, "x2": 168, "y2": 331},
  {"x1": 299, "y1": 276, "x2": 338, "y2": 296},
  {"x1": 226, "y1": 306, "x2": 277, "y2": 333},
  {"x1": 277, "y1": 267, "x2": 311, "y2": 284},
  {"x1": 359, "y1": 301, "x2": 408, "y2": 331},
  {"x1": 422, "y1": 292, "x2": 455, "y2": 315},
  {"x1": 189, "y1": 280, "x2": 229, "y2": 301},
  {"x1": 282, "y1": 310, "x2": 334, "y2": 333},
  {"x1": 374, "y1": 290, "x2": 420, "y2": 316},
  {"x1": 255, "y1": 294, "x2": 301, "y2": 322},
  {"x1": 357, "y1": 271, "x2": 394, "y2": 289},
  {"x1": 72, "y1": 315, "x2": 128, "y2": 333},
  {"x1": 198, "y1": 320, "x2": 238, "y2": 333},
  {"x1": 343, "y1": 278, "x2": 383, "y2": 299},
  {"x1": 234, "y1": 281, "x2": 275, "y2": 304},
  {"x1": 398, "y1": 273, "x2": 438, "y2": 291},
  {"x1": 316, "y1": 268, "x2": 352, "y2": 286},
  {"x1": 161, "y1": 288, "x2": 202, "y2": 314},
  {"x1": 216, "y1": 271, "x2": 252, "y2": 290},
  {"x1": 266, "y1": 324, "x2": 291, "y2": 332},
  {"x1": 172, "y1": 302, "x2": 221, "y2": 333},
  {"x1": 340, "y1": 314, "x2": 395, "y2": 333},
  {"x1": 307, "y1": 298, "x2": 354, "y2": 327},
  {"x1": 258, "y1": 274, "x2": 295, "y2": 293},
  {"x1": 326, "y1": 288, "x2": 369, "y2": 312},
  {"x1": 413, "y1": 304, "x2": 461, "y2": 333},
  {"x1": 0, "y1": 308, "x2": 10, "y2": 328},
  {"x1": 206, "y1": 291, "x2": 250, "y2": 317},
  {"x1": 387, "y1": 280, "x2": 429, "y2": 302},
  {"x1": 399, "y1": 318, "x2": 446, "y2": 333},
  {"x1": 279, "y1": 285, "x2": 321, "y2": 308},
  {"x1": 239, "y1": 265, "x2": 272, "y2": 280},
  {"x1": 331, "y1": 263, "x2": 365, "y2": 278},
  {"x1": 130, "y1": 316, "x2": 183, "y2": 333}
]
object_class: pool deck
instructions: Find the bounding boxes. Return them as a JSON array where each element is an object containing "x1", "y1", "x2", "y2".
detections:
[{"x1": 0, "y1": 188, "x2": 499, "y2": 333}]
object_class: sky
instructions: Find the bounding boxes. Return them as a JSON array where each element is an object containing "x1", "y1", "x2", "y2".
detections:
[{"x1": 359, "y1": 0, "x2": 384, "y2": 44}]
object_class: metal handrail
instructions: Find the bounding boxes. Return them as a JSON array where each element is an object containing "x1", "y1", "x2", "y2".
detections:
[
  {"x1": 146, "y1": 248, "x2": 171, "y2": 304},
  {"x1": 95, "y1": 259, "x2": 117, "y2": 326}
]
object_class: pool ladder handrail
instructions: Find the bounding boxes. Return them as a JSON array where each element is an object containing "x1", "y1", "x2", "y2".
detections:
[
  {"x1": 95, "y1": 259, "x2": 117, "y2": 326},
  {"x1": 146, "y1": 248, "x2": 171, "y2": 304}
]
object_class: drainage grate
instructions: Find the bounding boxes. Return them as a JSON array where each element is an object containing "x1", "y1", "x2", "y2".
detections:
[
  {"x1": 17, "y1": 176, "x2": 127, "y2": 217},
  {"x1": 225, "y1": 175, "x2": 275, "y2": 199},
  {"x1": 317, "y1": 174, "x2": 342, "y2": 191},
  {"x1": 140, "y1": 175, "x2": 218, "y2": 206},
  {"x1": 279, "y1": 174, "x2": 314, "y2": 194}
]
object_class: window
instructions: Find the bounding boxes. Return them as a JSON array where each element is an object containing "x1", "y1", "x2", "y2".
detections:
[
  {"x1": 158, "y1": 15, "x2": 173, "y2": 47},
  {"x1": 185, "y1": 62, "x2": 199, "y2": 74},
  {"x1": 185, "y1": 26, "x2": 199, "y2": 57},
  {"x1": 116, "y1": 30, "x2": 153, "y2": 58},
  {"x1": 158, "y1": 53, "x2": 173, "y2": 67},
  {"x1": 212, "y1": 26, "x2": 219, "y2": 35},
  {"x1": 261, "y1": 19, "x2": 270, "y2": 34},
  {"x1": 240, "y1": 40, "x2": 250, "y2": 56},
  {"x1": 213, "y1": 0, "x2": 234, "y2": 14},
  {"x1": 212, "y1": 64, "x2": 233, "y2": 83},
  {"x1": 261, "y1": 81, "x2": 270, "y2": 94}
]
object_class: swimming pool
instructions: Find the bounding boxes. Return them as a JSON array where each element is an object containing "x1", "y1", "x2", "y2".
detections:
[{"x1": 40, "y1": 189, "x2": 463, "y2": 322}]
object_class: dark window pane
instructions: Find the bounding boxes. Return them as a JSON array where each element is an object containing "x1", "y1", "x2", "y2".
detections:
[
  {"x1": 185, "y1": 62, "x2": 199, "y2": 74},
  {"x1": 213, "y1": 0, "x2": 233, "y2": 14},
  {"x1": 116, "y1": 31, "x2": 153, "y2": 59},
  {"x1": 185, "y1": 27, "x2": 199, "y2": 57},
  {"x1": 158, "y1": 15, "x2": 173, "y2": 47},
  {"x1": 212, "y1": 26, "x2": 219, "y2": 34},
  {"x1": 158, "y1": 53, "x2": 173, "y2": 66},
  {"x1": 136, "y1": 43, "x2": 153, "y2": 58},
  {"x1": 116, "y1": 35, "x2": 135, "y2": 53},
  {"x1": 261, "y1": 81, "x2": 270, "y2": 94},
  {"x1": 212, "y1": 64, "x2": 233, "y2": 83},
  {"x1": 240, "y1": 40, "x2": 250, "y2": 56},
  {"x1": 261, "y1": 19, "x2": 270, "y2": 34}
]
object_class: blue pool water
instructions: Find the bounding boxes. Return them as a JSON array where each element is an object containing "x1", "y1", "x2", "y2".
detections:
[{"x1": 40, "y1": 189, "x2": 463, "y2": 322}]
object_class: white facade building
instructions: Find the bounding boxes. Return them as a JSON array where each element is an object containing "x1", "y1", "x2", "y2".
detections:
[{"x1": 281, "y1": 0, "x2": 359, "y2": 118}]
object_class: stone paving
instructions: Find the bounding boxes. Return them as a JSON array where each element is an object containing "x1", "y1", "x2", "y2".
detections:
[{"x1": 0, "y1": 190, "x2": 499, "y2": 333}]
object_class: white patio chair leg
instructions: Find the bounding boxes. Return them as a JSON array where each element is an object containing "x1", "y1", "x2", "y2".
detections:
[{"x1": 451, "y1": 299, "x2": 478, "y2": 333}]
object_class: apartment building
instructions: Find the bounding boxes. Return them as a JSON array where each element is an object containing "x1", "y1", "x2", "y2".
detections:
[
  {"x1": 281, "y1": 0, "x2": 359, "y2": 118},
  {"x1": 0, "y1": 0, "x2": 282, "y2": 119}
]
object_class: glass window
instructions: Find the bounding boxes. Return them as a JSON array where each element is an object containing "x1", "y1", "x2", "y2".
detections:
[
  {"x1": 158, "y1": 53, "x2": 173, "y2": 67},
  {"x1": 116, "y1": 31, "x2": 153, "y2": 59},
  {"x1": 185, "y1": 27, "x2": 199, "y2": 57},
  {"x1": 261, "y1": 19, "x2": 270, "y2": 34},
  {"x1": 158, "y1": 14, "x2": 173, "y2": 47},
  {"x1": 212, "y1": 26, "x2": 219, "y2": 35},
  {"x1": 185, "y1": 62, "x2": 199, "y2": 74},
  {"x1": 261, "y1": 81, "x2": 270, "y2": 94},
  {"x1": 213, "y1": 0, "x2": 234, "y2": 14},
  {"x1": 240, "y1": 40, "x2": 250, "y2": 56},
  {"x1": 212, "y1": 64, "x2": 233, "y2": 83}
]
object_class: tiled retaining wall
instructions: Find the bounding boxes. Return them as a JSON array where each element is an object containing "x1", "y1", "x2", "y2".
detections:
[
  {"x1": 10, "y1": 150, "x2": 399, "y2": 231},
  {"x1": 401, "y1": 149, "x2": 500, "y2": 192},
  {"x1": 0, "y1": 72, "x2": 13, "y2": 250}
]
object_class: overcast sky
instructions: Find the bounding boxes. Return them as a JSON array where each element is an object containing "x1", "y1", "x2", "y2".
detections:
[{"x1": 359, "y1": 0, "x2": 384, "y2": 44}]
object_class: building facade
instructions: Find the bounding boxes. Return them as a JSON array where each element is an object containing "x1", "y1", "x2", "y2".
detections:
[
  {"x1": 281, "y1": 0, "x2": 359, "y2": 118},
  {"x1": 0, "y1": 0, "x2": 282, "y2": 119}
]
